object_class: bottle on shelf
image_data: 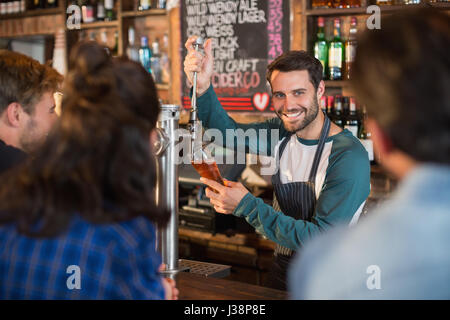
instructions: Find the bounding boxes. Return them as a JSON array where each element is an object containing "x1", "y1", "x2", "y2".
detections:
[
  {"x1": 32, "y1": 0, "x2": 45, "y2": 10},
  {"x1": 358, "y1": 105, "x2": 374, "y2": 163},
  {"x1": 376, "y1": 0, "x2": 393, "y2": 5},
  {"x1": 46, "y1": 0, "x2": 57, "y2": 8},
  {"x1": 344, "y1": 16, "x2": 357, "y2": 80},
  {"x1": 100, "y1": 30, "x2": 110, "y2": 54},
  {"x1": 126, "y1": 26, "x2": 140, "y2": 62},
  {"x1": 161, "y1": 33, "x2": 170, "y2": 83},
  {"x1": 156, "y1": 0, "x2": 166, "y2": 9},
  {"x1": 104, "y1": 0, "x2": 114, "y2": 21},
  {"x1": 320, "y1": 96, "x2": 327, "y2": 115},
  {"x1": 150, "y1": 38, "x2": 162, "y2": 83},
  {"x1": 326, "y1": 95, "x2": 334, "y2": 119},
  {"x1": 314, "y1": 17, "x2": 328, "y2": 80},
  {"x1": 20, "y1": 0, "x2": 25, "y2": 11},
  {"x1": 81, "y1": 0, "x2": 95, "y2": 23},
  {"x1": 0, "y1": 0, "x2": 6, "y2": 15},
  {"x1": 139, "y1": 36, "x2": 152, "y2": 74},
  {"x1": 328, "y1": 18, "x2": 343, "y2": 81},
  {"x1": 344, "y1": 97, "x2": 359, "y2": 137},
  {"x1": 139, "y1": 0, "x2": 151, "y2": 11},
  {"x1": 311, "y1": 0, "x2": 330, "y2": 9},
  {"x1": 112, "y1": 30, "x2": 118, "y2": 56},
  {"x1": 346, "y1": 0, "x2": 361, "y2": 8},
  {"x1": 332, "y1": 95, "x2": 344, "y2": 128},
  {"x1": 96, "y1": 0, "x2": 105, "y2": 21}
]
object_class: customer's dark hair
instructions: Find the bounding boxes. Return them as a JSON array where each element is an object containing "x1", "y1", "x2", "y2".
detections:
[
  {"x1": 0, "y1": 41, "x2": 169, "y2": 237},
  {"x1": 352, "y1": 9, "x2": 450, "y2": 164},
  {"x1": 266, "y1": 50, "x2": 323, "y2": 90}
]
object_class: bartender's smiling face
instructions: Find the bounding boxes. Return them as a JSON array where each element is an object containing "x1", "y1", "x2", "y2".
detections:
[{"x1": 270, "y1": 70, "x2": 320, "y2": 133}]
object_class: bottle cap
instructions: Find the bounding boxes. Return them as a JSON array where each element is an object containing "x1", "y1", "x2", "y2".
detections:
[{"x1": 318, "y1": 17, "x2": 325, "y2": 27}]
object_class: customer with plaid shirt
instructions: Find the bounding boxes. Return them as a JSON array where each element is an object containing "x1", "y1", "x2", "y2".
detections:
[{"x1": 0, "y1": 42, "x2": 177, "y2": 299}]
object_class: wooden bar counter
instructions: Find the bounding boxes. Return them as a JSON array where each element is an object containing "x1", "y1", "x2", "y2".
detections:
[{"x1": 176, "y1": 272, "x2": 286, "y2": 300}]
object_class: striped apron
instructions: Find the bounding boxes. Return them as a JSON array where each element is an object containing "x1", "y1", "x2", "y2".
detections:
[{"x1": 265, "y1": 115, "x2": 331, "y2": 291}]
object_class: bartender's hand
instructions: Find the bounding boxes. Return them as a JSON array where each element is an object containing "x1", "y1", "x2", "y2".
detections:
[
  {"x1": 184, "y1": 36, "x2": 213, "y2": 96},
  {"x1": 201, "y1": 178, "x2": 249, "y2": 214},
  {"x1": 159, "y1": 264, "x2": 179, "y2": 300}
]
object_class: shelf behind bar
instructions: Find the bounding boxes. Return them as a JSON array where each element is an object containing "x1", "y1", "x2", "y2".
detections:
[
  {"x1": 325, "y1": 80, "x2": 351, "y2": 87},
  {"x1": 121, "y1": 9, "x2": 168, "y2": 18},
  {"x1": 305, "y1": 2, "x2": 450, "y2": 16},
  {"x1": 76, "y1": 20, "x2": 119, "y2": 30},
  {"x1": 0, "y1": 7, "x2": 63, "y2": 19}
]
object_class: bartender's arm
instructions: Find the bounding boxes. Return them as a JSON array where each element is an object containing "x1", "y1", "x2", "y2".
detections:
[
  {"x1": 184, "y1": 36, "x2": 287, "y2": 157},
  {"x1": 201, "y1": 148, "x2": 370, "y2": 250}
]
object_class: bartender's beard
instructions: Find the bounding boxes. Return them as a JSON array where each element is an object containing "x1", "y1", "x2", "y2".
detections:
[{"x1": 275, "y1": 97, "x2": 319, "y2": 134}]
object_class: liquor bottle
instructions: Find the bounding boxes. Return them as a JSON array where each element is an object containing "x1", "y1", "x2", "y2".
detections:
[
  {"x1": 100, "y1": 30, "x2": 110, "y2": 54},
  {"x1": 157, "y1": 0, "x2": 166, "y2": 8},
  {"x1": 150, "y1": 38, "x2": 162, "y2": 83},
  {"x1": 314, "y1": 17, "x2": 328, "y2": 80},
  {"x1": 0, "y1": 0, "x2": 6, "y2": 15},
  {"x1": 33, "y1": 0, "x2": 45, "y2": 9},
  {"x1": 126, "y1": 26, "x2": 140, "y2": 62},
  {"x1": 139, "y1": 36, "x2": 152, "y2": 73},
  {"x1": 46, "y1": 0, "x2": 57, "y2": 8},
  {"x1": 81, "y1": 0, "x2": 95, "y2": 23},
  {"x1": 104, "y1": 0, "x2": 114, "y2": 21},
  {"x1": 332, "y1": 95, "x2": 344, "y2": 128},
  {"x1": 312, "y1": 0, "x2": 329, "y2": 8},
  {"x1": 160, "y1": 33, "x2": 170, "y2": 83},
  {"x1": 342, "y1": 96, "x2": 349, "y2": 124},
  {"x1": 96, "y1": 0, "x2": 105, "y2": 21},
  {"x1": 347, "y1": 0, "x2": 361, "y2": 7},
  {"x1": 344, "y1": 97, "x2": 359, "y2": 137},
  {"x1": 139, "y1": 0, "x2": 150, "y2": 11},
  {"x1": 376, "y1": 0, "x2": 393, "y2": 5},
  {"x1": 320, "y1": 95, "x2": 327, "y2": 115},
  {"x1": 12, "y1": 0, "x2": 19, "y2": 12},
  {"x1": 358, "y1": 106, "x2": 374, "y2": 163},
  {"x1": 332, "y1": 0, "x2": 344, "y2": 8},
  {"x1": 328, "y1": 18, "x2": 343, "y2": 81},
  {"x1": 326, "y1": 95, "x2": 334, "y2": 119},
  {"x1": 344, "y1": 17, "x2": 357, "y2": 80},
  {"x1": 112, "y1": 30, "x2": 118, "y2": 56}
]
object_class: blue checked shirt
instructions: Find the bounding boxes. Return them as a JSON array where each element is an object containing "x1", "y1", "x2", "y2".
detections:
[{"x1": 0, "y1": 215, "x2": 165, "y2": 299}]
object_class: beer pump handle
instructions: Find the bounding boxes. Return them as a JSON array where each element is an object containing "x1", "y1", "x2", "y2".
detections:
[{"x1": 189, "y1": 37, "x2": 204, "y2": 161}]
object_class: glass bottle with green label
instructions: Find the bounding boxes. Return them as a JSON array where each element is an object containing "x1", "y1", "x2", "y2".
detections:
[
  {"x1": 328, "y1": 18, "x2": 343, "y2": 80},
  {"x1": 314, "y1": 17, "x2": 328, "y2": 80}
]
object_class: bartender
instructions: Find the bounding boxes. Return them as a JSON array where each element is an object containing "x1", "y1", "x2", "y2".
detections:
[{"x1": 183, "y1": 36, "x2": 370, "y2": 291}]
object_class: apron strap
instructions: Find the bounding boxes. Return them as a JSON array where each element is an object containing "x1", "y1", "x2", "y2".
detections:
[{"x1": 308, "y1": 112, "x2": 331, "y2": 183}]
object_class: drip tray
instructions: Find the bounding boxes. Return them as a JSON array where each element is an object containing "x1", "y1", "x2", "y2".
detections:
[{"x1": 180, "y1": 259, "x2": 231, "y2": 278}]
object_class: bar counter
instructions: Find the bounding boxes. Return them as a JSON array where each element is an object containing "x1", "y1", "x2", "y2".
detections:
[{"x1": 176, "y1": 272, "x2": 286, "y2": 300}]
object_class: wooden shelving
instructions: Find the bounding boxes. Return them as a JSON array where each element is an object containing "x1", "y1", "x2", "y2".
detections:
[
  {"x1": 121, "y1": 9, "x2": 167, "y2": 18},
  {"x1": 77, "y1": 20, "x2": 119, "y2": 30},
  {"x1": 0, "y1": 7, "x2": 63, "y2": 19},
  {"x1": 305, "y1": 2, "x2": 450, "y2": 16},
  {"x1": 325, "y1": 80, "x2": 352, "y2": 87}
]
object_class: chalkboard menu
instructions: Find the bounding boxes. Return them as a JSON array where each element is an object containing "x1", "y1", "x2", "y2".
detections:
[{"x1": 181, "y1": 0, "x2": 290, "y2": 112}]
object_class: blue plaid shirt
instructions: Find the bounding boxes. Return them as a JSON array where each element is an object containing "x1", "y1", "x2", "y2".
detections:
[{"x1": 0, "y1": 215, "x2": 165, "y2": 299}]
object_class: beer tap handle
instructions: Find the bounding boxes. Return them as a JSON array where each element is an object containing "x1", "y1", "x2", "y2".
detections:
[{"x1": 189, "y1": 36, "x2": 204, "y2": 162}]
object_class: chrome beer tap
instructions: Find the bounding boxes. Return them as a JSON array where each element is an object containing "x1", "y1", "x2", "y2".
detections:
[{"x1": 189, "y1": 37, "x2": 204, "y2": 163}]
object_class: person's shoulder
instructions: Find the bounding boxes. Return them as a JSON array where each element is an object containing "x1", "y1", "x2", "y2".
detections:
[
  {"x1": 325, "y1": 130, "x2": 370, "y2": 179},
  {"x1": 72, "y1": 215, "x2": 156, "y2": 250}
]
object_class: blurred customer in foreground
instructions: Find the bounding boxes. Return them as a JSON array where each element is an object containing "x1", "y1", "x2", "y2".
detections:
[
  {"x1": 288, "y1": 9, "x2": 450, "y2": 299},
  {"x1": 0, "y1": 42, "x2": 178, "y2": 300},
  {"x1": 0, "y1": 50, "x2": 62, "y2": 174}
]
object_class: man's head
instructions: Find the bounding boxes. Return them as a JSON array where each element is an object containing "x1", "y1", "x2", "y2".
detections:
[
  {"x1": 352, "y1": 10, "x2": 450, "y2": 177},
  {"x1": 0, "y1": 50, "x2": 63, "y2": 153},
  {"x1": 266, "y1": 51, "x2": 325, "y2": 133}
]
